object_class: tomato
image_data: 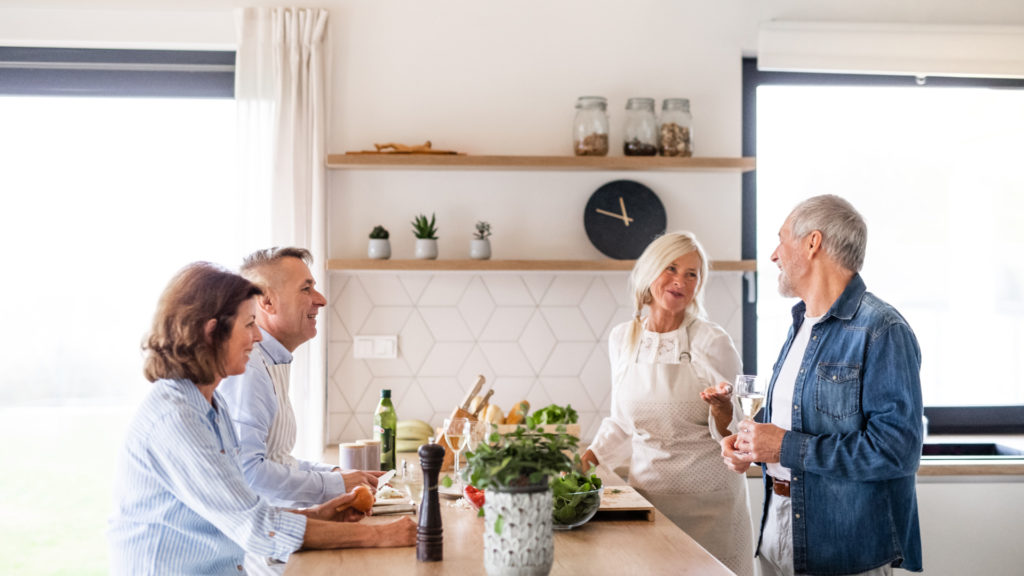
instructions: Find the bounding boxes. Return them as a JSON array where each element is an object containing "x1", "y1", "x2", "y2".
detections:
[{"x1": 464, "y1": 485, "x2": 485, "y2": 509}]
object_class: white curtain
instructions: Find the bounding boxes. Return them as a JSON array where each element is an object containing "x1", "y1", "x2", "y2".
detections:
[{"x1": 235, "y1": 7, "x2": 330, "y2": 462}]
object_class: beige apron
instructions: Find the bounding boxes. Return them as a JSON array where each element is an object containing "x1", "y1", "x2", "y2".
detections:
[
  {"x1": 260, "y1": 350, "x2": 298, "y2": 469},
  {"x1": 244, "y1": 352, "x2": 297, "y2": 576},
  {"x1": 617, "y1": 325, "x2": 754, "y2": 576}
]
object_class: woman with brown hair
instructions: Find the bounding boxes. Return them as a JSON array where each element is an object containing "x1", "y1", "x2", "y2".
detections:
[{"x1": 108, "y1": 262, "x2": 414, "y2": 575}]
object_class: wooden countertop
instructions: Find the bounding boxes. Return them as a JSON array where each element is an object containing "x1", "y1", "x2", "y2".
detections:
[{"x1": 284, "y1": 456, "x2": 733, "y2": 575}]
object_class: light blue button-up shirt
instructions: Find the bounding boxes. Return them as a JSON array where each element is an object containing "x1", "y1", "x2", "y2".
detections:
[
  {"x1": 219, "y1": 329, "x2": 346, "y2": 507},
  {"x1": 108, "y1": 378, "x2": 307, "y2": 575}
]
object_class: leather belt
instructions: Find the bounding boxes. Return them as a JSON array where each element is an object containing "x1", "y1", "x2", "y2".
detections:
[{"x1": 771, "y1": 476, "x2": 791, "y2": 498}]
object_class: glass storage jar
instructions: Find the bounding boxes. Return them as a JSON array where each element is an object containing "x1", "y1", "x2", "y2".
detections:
[
  {"x1": 659, "y1": 98, "x2": 692, "y2": 157},
  {"x1": 623, "y1": 97, "x2": 658, "y2": 156},
  {"x1": 573, "y1": 96, "x2": 609, "y2": 156}
]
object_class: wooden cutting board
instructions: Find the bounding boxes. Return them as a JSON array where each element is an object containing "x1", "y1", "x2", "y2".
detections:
[
  {"x1": 596, "y1": 485, "x2": 655, "y2": 522},
  {"x1": 495, "y1": 423, "x2": 581, "y2": 437}
]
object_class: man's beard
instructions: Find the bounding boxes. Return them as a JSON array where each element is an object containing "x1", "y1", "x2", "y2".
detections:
[{"x1": 777, "y1": 269, "x2": 797, "y2": 298}]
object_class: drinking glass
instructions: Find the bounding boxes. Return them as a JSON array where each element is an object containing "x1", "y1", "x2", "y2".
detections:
[
  {"x1": 466, "y1": 419, "x2": 489, "y2": 453},
  {"x1": 735, "y1": 374, "x2": 766, "y2": 419},
  {"x1": 402, "y1": 466, "x2": 424, "y2": 507},
  {"x1": 443, "y1": 417, "x2": 471, "y2": 490}
]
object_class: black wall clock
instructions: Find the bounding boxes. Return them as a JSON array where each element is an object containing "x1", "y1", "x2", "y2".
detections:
[{"x1": 584, "y1": 179, "x2": 667, "y2": 259}]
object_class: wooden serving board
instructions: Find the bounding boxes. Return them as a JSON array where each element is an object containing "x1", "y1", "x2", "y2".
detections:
[
  {"x1": 495, "y1": 423, "x2": 581, "y2": 437},
  {"x1": 596, "y1": 485, "x2": 655, "y2": 522}
]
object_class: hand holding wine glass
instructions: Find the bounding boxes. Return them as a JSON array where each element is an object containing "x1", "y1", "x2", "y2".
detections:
[
  {"x1": 734, "y1": 375, "x2": 765, "y2": 419},
  {"x1": 734, "y1": 375, "x2": 764, "y2": 457}
]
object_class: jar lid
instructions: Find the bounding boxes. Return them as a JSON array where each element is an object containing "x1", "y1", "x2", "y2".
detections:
[
  {"x1": 662, "y1": 98, "x2": 690, "y2": 112},
  {"x1": 626, "y1": 97, "x2": 655, "y2": 110},
  {"x1": 575, "y1": 96, "x2": 607, "y2": 110}
]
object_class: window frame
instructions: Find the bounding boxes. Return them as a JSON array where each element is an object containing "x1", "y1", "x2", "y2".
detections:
[
  {"x1": 0, "y1": 46, "x2": 234, "y2": 98},
  {"x1": 741, "y1": 57, "x2": 1024, "y2": 435}
]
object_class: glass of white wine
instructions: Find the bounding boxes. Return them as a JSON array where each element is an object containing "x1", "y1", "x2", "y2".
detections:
[
  {"x1": 443, "y1": 417, "x2": 471, "y2": 490},
  {"x1": 735, "y1": 374, "x2": 765, "y2": 419}
]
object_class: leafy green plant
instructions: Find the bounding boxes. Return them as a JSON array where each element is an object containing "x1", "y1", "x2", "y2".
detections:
[
  {"x1": 526, "y1": 403, "x2": 578, "y2": 427},
  {"x1": 369, "y1": 225, "x2": 389, "y2": 239},
  {"x1": 411, "y1": 213, "x2": 439, "y2": 239},
  {"x1": 464, "y1": 420, "x2": 578, "y2": 490},
  {"x1": 473, "y1": 221, "x2": 492, "y2": 240}
]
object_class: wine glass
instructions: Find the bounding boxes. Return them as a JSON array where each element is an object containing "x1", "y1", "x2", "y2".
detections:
[
  {"x1": 735, "y1": 374, "x2": 766, "y2": 420},
  {"x1": 466, "y1": 419, "x2": 489, "y2": 453},
  {"x1": 443, "y1": 417, "x2": 471, "y2": 490}
]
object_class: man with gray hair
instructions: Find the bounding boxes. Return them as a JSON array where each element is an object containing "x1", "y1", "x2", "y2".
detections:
[
  {"x1": 220, "y1": 247, "x2": 382, "y2": 510},
  {"x1": 722, "y1": 195, "x2": 923, "y2": 575}
]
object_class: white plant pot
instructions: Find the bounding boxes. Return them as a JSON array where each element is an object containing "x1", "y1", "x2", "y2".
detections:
[
  {"x1": 367, "y1": 238, "x2": 391, "y2": 260},
  {"x1": 415, "y1": 238, "x2": 439, "y2": 260},
  {"x1": 470, "y1": 238, "x2": 491, "y2": 260},
  {"x1": 482, "y1": 485, "x2": 553, "y2": 576}
]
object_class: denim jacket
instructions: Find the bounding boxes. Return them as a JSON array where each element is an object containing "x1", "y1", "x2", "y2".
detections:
[{"x1": 760, "y1": 274, "x2": 923, "y2": 574}]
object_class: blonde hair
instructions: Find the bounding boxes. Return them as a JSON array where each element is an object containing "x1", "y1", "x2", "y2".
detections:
[{"x1": 622, "y1": 231, "x2": 709, "y2": 358}]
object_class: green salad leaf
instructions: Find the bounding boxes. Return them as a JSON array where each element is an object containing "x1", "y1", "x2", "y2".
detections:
[
  {"x1": 551, "y1": 470, "x2": 603, "y2": 524},
  {"x1": 526, "y1": 403, "x2": 578, "y2": 427}
]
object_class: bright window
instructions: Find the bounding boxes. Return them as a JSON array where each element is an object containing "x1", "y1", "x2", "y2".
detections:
[
  {"x1": 748, "y1": 71, "x2": 1024, "y2": 422},
  {"x1": 0, "y1": 50, "x2": 261, "y2": 574}
]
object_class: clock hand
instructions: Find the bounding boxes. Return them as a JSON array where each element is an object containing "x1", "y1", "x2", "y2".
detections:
[
  {"x1": 594, "y1": 208, "x2": 635, "y2": 225},
  {"x1": 618, "y1": 197, "x2": 630, "y2": 227}
]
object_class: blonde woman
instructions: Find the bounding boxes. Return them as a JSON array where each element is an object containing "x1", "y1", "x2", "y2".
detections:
[{"x1": 582, "y1": 231, "x2": 753, "y2": 576}]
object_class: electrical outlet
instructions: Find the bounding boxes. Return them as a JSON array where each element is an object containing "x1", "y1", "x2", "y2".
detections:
[{"x1": 352, "y1": 335, "x2": 398, "y2": 359}]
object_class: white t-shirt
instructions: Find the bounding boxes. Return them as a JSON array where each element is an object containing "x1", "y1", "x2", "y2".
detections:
[{"x1": 766, "y1": 312, "x2": 824, "y2": 481}]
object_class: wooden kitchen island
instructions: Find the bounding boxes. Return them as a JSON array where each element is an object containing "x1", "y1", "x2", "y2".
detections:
[
  {"x1": 284, "y1": 503, "x2": 731, "y2": 575},
  {"x1": 284, "y1": 456, "x2": 734, "y2": 575}
]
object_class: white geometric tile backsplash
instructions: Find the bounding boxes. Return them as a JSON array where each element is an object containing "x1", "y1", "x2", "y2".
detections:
[{"x1": 326, "y1": 270, "x2": 745, "y2": 446}]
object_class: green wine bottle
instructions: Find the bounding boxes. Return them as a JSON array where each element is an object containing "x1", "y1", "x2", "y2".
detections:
[{"x1": 373, "y1": 389, "x2": 397, "y2": 471}]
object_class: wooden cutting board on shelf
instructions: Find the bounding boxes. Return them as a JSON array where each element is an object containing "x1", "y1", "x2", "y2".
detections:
[
  {"x1": 596, "y1": 485, "x2": 655, "y2": 522},
  {"x1": 495, "y1": 423, "x2": 581, "y2": 437}
]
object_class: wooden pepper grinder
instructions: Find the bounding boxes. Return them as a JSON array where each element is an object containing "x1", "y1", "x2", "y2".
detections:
[{"x1": 417, "y1": 442, "x2": 444, "y2": 562}]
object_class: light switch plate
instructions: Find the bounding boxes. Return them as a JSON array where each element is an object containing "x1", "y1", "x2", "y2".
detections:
[{"x1": 353, "y1": 335, "x2": 398, "y2": 359}]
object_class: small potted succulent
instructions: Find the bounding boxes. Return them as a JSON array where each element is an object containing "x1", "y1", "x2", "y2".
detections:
[
  {"x1": 411, "y1": 213, "x2": 439, "y2": 260},
  {"x1": 367, "y1": 225, "x2": 391, "y2": 260},
  {"x1": 464, "y1": 422, "x2": 578, "y2": 576},
  {"x1": 470, "y1": 221, "x2": 492, "y2": 260}
]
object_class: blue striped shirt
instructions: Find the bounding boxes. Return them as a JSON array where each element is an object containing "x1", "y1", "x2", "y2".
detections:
[
  {"x1": 219, "y1": 329, "x2": 346, "y2": 508},
  {"x1": 108, "y1": 378, "x2": 307, "y2": 575}
]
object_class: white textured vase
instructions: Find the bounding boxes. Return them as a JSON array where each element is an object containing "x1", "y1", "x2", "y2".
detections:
[
  {"x1": 469, "y1": 238, "x2": 491, "y2": 260},
  {"x1": 367, "y1": 238, "x2": 391, "y2": 259},
  {"x1": 415, "y1": 238, "x2": 438, "y2": 260},
  {"x1": 483, "y1": 485, "x2": 553, "y2": 576}
]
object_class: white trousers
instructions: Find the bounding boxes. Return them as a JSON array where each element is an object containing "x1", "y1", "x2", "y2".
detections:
[{"x1": 758, "y1": 492, "x2": 892, "y2": 576}]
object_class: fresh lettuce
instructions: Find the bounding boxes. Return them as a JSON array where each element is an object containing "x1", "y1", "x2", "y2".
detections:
[
  {"x1": 551, "y1": 471, "x2": 602, "y2": 524},
  {"x1": 527, "y1": 403, "x2": 578, "y2": 427}
]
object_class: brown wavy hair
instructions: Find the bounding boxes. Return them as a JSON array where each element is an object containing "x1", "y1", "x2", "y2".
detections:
[{"x1": 142, "y1": 262, "x2": 263, "y2": 385}]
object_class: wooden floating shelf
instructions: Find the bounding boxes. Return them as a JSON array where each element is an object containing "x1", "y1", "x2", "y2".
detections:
[
  {"x1": 327, "y1": 259, "x2": 756, "y2": 272},
  {"x1": 326, "y1": 154, "x2": 755, "y2": 172}
]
